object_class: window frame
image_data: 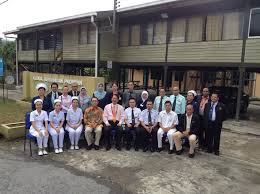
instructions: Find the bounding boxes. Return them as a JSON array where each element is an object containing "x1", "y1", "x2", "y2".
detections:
[{"x1": 248, "y1": 8, "x2": 260, "y2": 39}]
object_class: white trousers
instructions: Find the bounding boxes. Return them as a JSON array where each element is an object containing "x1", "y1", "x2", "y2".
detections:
[
  {"x1": 49, "y1": 127, "x2": 65, "y2": 149},
  {"x1": 65, "y1": 125, "x2": 83, "y2": 146},
  {"x1": 29, "y1": 127, "x2": 49, "y2": 149},
  {"x1": 157, "y1": 128, "x2": 176, "y2": 150}
]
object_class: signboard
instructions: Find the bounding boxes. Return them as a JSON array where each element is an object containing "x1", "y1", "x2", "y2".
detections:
[
  {"x1": 107, "y1": 60, "x2": 112, "y2": 69},
  {"x1": 0, "y1": 58, "x2": 4, "y2": 77}
]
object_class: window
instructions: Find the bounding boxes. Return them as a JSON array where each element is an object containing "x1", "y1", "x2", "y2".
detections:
[
  {"x1": 206, "y1": 14, "x2": 223, "y2": 41},
  {"x1": 153, "y1": 21, "x2": 167, "y2": 44},
  {"x1": 87, "y1": 23, "x2": 96, "y2": 44},
  {"x1": 140, "y1": 23, "x2": 154, "y2": 45},
  {"x1": 187, "y1": 17, "x2": 203, "y2": 42},
  {"x1": 130, "y1": 24, "x2": 140, "y2": 46},
  {"x1": 79, "y1": 23, "x2": 88, "y2": 44},
  {"x1": 21, "y1": 33, "x2": 35, "y2": 51},
  {"x1": 249, "y1": 8, "x2": 260, "y2": 37},
  {"x1": 223, "y1": 12, "x2": 243, "y2": 40},
  {"x1": 170, "y1": 18, "x2": 186, "y2": 43},
  {"x1": 119, "y1": 26, "x2": 129, "y2": 47}
]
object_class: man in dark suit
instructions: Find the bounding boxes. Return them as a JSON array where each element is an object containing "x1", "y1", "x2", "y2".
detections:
[
  {"x1": 197, "y1": 87, "x2": 211, "y2": 149},
  {"x1": 68, "y1": 82, "x2": 80, "y2": 97},
  {"x1": 203, "y1": 92, "x2": 225, "y2": 156},
  {"x1": 122, "y1": 81, "x2": 138, "y2": 108},
  {"x1": 46, "y1": 82, "x2": 62, "y2": 111},
  {"x1": 173, "y1": 105, "x2": 200, "y2": 158}
]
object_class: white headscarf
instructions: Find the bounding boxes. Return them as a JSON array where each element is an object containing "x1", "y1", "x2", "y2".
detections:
[{"x1": 141, "y1": 91, "x2": 149, "y2": 102}]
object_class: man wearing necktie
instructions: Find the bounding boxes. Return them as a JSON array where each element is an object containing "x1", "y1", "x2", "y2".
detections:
[
  {"x1": 123, "y1": 81, "x2": 138, "y2": 108},
  {"x1": 47, "y1": 82, "x2": 62, "y2": 111},
  {"x1": 203, "y1": 92, "x2": 225, "y2": 155},
  {"x1": 153, "y1": 89, "x2": 170, "y2": 113},
  {"x1": 68, "y1": 82, "x2": 80, "y2": 97},
  {"x1": 103, "y1": 94, "x2": 125, "y2": 151},
  {"x1": 140, "y1": 99, "x2": 159, "y2": 152},
  {"x1": 124, "y1": 98, "x2": 142, "y2": 151},
  {"x1": 169, "y1": 87, "x2": 186, "y2": 119}
]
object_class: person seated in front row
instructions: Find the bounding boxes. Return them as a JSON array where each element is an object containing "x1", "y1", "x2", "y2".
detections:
[
  {"x1": 103, "y1": 94, "x2": 125, "y2": 151},
  {"x1": 139, "y1": 99, "x2": 158, "y2": 152},
  {"x1": 48, "y1": 99, "x2": 65, "y2": 154},
  {"x1": 65, "y1": 97, "x2": 83, "y2": 150},
  {"x1": 84, "y1": 97, "x2": 103, "y2": 150},
  {"x1": 29, "y1": 99, "x2": 49, "y2": 156},
  {"x1": 173, "y1": 105, "x2": 200, "y2": 158},
  {"x1": 157, "y1": 101, "x2": 178, "y2": 154},
  {"x1": 124, "y1": 98, "x2": 142, "y2": 151}
]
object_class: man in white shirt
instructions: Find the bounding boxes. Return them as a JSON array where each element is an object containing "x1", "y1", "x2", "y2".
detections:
[
  {"x1": 157, "y1": 101, "x2": 178, "y2": 154},
  {"x1": 124, "y1": 98, "x2": 142, "y2": 151},
  {"x1": 103, "y1": 94, "x2": 125, "y2": 151}
]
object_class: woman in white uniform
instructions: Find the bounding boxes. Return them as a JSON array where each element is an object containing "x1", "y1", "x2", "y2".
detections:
[
  {"x1": 29, "y1": 99, "x2": 49, "y2": 156},
  {"x1": 48, "y1": 99, "x2": 65, "y2": 154},
  {"x1": 65, "y1": 96, "x2": 83, "y2": 150}
]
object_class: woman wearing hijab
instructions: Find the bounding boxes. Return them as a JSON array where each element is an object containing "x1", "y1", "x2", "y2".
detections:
[
  {"x1": 93, "y1": 83, "x2": 106, "y2": 109},
  {"x1": 30, "y1": 99, "x2": 49, "y2": 156},
  {"x1": 32, "y1": 83, "x2": 52, "y2": 112},
  {"x1": 137, "y1": 91, "x2": 149, "y2": 111},
  {"x1": 78, "y1": 87, "x2": 91, "y2": 112}
]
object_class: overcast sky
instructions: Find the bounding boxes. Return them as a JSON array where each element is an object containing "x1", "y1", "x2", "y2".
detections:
[{"x1": 0, "y1": 0, "x2": 156, "y2": 37}]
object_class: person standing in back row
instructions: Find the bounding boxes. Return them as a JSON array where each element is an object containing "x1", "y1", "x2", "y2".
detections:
[
  {"x1": 68, "y1": 82, "x2": 80, "y2": 97},
  {"x1": 153, "y1": 89, "x2": 170, "y2": 113},
  {"x1": 123, "y1": 81, "x2": 138, "y2": 108},
  {"x1": 169, "y1": 86, "x2": 186, "y2": 119},
  {"x1": 204, "y1": 92, "x2": 225, "y2": 156},
  {"x1": 47, "y1": 82, "x2": 62, "y2": 111}
]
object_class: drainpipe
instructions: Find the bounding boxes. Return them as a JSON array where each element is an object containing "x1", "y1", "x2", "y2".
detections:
[{"x1": 91, "y1": 15, "x2": 99, "y2": 77}]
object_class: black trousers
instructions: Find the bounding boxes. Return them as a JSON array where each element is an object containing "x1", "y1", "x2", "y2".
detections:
[
  {"x1": 205, "y1": 121, "x2": 222, "y2": 152},
  {"x1": 141, "y1": 126, "x2": 158, "y2": 149},
  {"x1": 125, "y1": 125, "x2": 142, "y2": 148},
  {"x1": 198, "y1": 115, "x2": 206, "y2": 147},
  {"x1": 104, "y1": 121, "x2": 123, "y2": 147}
]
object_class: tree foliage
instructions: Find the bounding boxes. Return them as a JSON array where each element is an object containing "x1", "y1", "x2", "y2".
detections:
[{"x1": 0, "y1": 40, "x2": 16, "y2": 73}]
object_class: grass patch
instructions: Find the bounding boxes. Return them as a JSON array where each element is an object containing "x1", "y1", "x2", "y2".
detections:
[{"x1": 0, "y1": 99, "x2": 30, "y2": 124}]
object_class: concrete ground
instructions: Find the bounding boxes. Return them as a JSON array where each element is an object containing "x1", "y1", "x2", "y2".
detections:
[{"x1": 0, "y1": 128, "x2": 260, "y2": 194}]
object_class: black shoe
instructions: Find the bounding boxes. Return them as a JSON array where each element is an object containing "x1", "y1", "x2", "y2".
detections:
[
  {"x1": 207, "y1": 149, "x2": 213, "y2": 153},
  {"x1": 86, "y1": 145, "x2": 92, "y2": 150},
  {"x1": 126, "y1": 144, "x2": 131, "y2": 151},
  {"x1": 116, "y1": 145, "x2": 121, "y2": 151},
  {"x1": 189, "y1": 153, "x2": 195, "y2": 158},
  {"x1": 143, "y1": 147, "x2": 148, "y2": 152},
  {"x1": 214, "y1": 151, "x2": 220, "y2": 156},
  {"x1": 150, "y1": 147, "x2": 155, "y2": 153},
  {"x1": 168, "y1": 150, "x2": 174, "y2": 154},
  {"x1": 157, "y1": 147, "x2": 163, "y2": 152},
  {"x1": 134, "y1": 146, "x2": 139, "y2": 152},
  {"x1": 94, "y1": 145, "x2": 100, "y2": 150},
  {"x1": 176, "y1": 149, "x2": 184, "y2": 155},
  {"x1": 106, "y1": 145, "x2": 111, "y2": 151}
]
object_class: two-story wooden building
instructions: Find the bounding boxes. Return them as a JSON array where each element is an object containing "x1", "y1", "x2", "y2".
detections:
[{"x1": 4, "y1": 0, "x2": 260, "y2": 97}]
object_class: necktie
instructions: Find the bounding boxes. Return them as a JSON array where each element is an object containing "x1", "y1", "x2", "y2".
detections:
[
  {"x1": 131, "y1": 108, "x2": 135, "y2": 126},
  {"x1": 148, "y1": 110, "x2": 152, "y2": 125},
  {"x1": 54, "y1": 92, "x2": 57, "y2": 99},
  {"x1": 129, "y1": 92, "x2": 132, "y2": 99},
  {"x1": 74, "y1": 91, "x2": 76, "y2": 96},
  {"x1": 209, "y1": 103, "x2": 214, "y2": 121},
  {"x1": 172, "y1": 96, "x2": 177, "y2": 111},
  {"x1": 112, "y1": 105, "x2": 117, "y2": 123},
  {"x1": 158, "y1": 97, "x2": 163, "y2": 112}
]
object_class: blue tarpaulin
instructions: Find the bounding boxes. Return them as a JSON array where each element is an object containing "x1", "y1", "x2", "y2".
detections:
[{"x1": 0, "y1": 58, "x2": 4, "y2": 77}]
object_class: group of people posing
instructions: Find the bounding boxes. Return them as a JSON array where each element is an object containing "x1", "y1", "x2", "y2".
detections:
[{"x1": 30, "y1": 81, "x2": 225, "y2": 158}]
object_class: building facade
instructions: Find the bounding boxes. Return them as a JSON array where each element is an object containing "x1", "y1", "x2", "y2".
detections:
[{"x1": 4, "y1": 0, "x2": 260, "y2": 98}]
